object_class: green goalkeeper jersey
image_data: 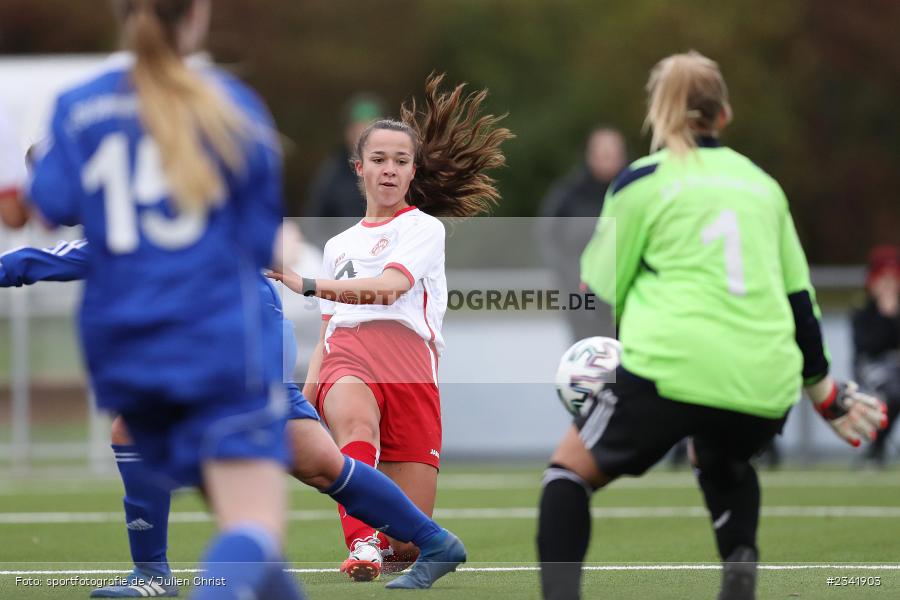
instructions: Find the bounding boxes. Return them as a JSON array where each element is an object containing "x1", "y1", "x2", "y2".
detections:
[{"x1": 581, "y1": 138, "x2": 824, "y2": 419}]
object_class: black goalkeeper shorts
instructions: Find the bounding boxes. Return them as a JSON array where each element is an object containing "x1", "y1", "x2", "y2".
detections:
[{"x1": 574, "y1": 367, "x2": 789, "y2": 478}]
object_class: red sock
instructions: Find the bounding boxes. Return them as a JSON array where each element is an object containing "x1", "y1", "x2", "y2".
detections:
[{"x1": 338, "y1": 441, "x2": 390, "y2": 552}]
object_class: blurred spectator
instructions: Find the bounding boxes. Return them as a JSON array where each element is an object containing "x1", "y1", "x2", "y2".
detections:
[
  {"x1": 0, "y1": 104, "x2": 29, "y2": 228},
  {"x1": 536, "y1": 126, "x2": 626, "y2": 340},
  {"x1": 278, "y1": 219, "x2": 324, "y2": 381},
  {"x1": 852, "y1": 244, "x2": 900, "y2": 466},
  {"x1": 303, "y1": 93, "x2": 383, "y2": 247}
]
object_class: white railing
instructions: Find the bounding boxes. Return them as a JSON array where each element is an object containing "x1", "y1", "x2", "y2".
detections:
[{"x1": 0, "y1": 226, "x2": 873, "y2": 472}]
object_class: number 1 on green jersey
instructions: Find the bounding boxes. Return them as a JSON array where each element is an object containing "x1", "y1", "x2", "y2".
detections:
[{"x1": 701, "y1": 208, "x2": 746, "y2": 296}]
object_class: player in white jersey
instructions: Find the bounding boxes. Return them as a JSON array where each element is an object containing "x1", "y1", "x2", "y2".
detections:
[
  {"x1": 270, "y1": 73, "x2": 512, "y2": 582},
  {"x1": 320, "y1": 203, "x2": 447, "y2": 365}
]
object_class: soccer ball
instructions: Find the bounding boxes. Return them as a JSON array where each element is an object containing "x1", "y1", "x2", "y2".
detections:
[{"x1": 555, "y1": 336, "x2": 622, "y2": 416}]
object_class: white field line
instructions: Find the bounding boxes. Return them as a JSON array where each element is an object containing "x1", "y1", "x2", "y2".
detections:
[
  {"x1": 2, "y1": 565, "x2": 900, "y2": 576},
  {"x1": 4, "y1": 505, "x2": 900, "y2": 525},
  {"x1": 438, "y1": 472, "x2": 900, "y2": 490},
  {"x1": 3, "y1": 471, "x2": 900, "y2": 495}
]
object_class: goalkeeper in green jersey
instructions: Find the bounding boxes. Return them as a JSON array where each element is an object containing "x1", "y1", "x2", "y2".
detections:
[{"x1": 537, "y1": 51, "x2": 888, "y2": 600}]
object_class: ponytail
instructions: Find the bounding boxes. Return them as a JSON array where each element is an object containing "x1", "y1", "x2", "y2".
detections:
[
  {"x1": 121, "y1": 0, "x2": 248, "y2": 212},
  {"x1": 644, "y1": 51, "x2": 728, "y2": 156},
  {"x1": 355, "y1": 73, "x2": 513, "y2": 218}
]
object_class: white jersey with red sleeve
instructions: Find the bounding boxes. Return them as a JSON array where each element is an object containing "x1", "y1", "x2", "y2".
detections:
[
  {"x1": 0, "y1": 107, "x2": 26, "y2": 198},
  {"x1": 319, "y1": 206, "x2": 448, "y2": 354}
]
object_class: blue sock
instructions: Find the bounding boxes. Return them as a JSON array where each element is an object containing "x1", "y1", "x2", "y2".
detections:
[
  {"x1": 193, "y1": 526, "x2": 302, "y2": 600},
  {"x1": 112, "y1": 444, "x2": 171, "y2": 576},
  {"x1": 259, "y1": 564, "x2": 305, "y2": 599},
  {"x1": 323, "y1": 456, "x2": 442, "y2": 547}
]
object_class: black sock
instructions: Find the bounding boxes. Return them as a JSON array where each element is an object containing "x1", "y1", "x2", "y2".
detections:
[
  {"x1": 537, "y1": 465, "x2": 593, "y2": 600},
  {"x1": 695, "y1": 458, "x2": 760, "y2": 561}
]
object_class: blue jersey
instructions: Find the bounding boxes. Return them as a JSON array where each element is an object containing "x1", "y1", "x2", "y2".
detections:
[
  {"x1": 0, "y1": 240, "x2": 89, "y2": 286},
  {"x1": 26, "y1": 54, "x2": 283, "y2": 408},
  {"x1": 0, "y1": 241, "x2": 319, "y2": 424}
]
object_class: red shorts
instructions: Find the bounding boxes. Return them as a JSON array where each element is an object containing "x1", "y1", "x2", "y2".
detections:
[{"x1": 316, "y1": 320, "x2": 442, "y2": 468}]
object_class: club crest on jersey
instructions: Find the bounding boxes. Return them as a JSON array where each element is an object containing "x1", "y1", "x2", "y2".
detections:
[{"x1": 370, "y1": 237, "x2": 390, "y2": 256}]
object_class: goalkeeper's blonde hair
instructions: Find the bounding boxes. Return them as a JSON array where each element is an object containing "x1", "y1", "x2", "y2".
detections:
[
  {"x1": 645, "y1": 51, "x2": 729, "y2": 156},
  {"x1": 117, "y1": 0, "x2": 248, "y2": 212}
]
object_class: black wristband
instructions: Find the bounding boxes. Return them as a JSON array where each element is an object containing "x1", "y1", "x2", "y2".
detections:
[{"x1": 301, "y1": 277, "x2": 317, "y2": 297}]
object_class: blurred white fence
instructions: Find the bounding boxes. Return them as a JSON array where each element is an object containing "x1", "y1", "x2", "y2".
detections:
[
  {"x1": 0, "y1": 222, "x2": 876, "y2": 472},
  {"x1": 0, "y1": 224, "x2": 100, "y2": 473}
]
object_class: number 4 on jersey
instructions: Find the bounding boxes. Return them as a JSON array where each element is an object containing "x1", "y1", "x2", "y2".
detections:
[{"x1": 335, "y1": 260, "x2": 358, "y2": 279}]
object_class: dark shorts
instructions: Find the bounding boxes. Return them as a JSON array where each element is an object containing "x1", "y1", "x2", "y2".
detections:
[
  {"x1": 120, "y1": 385, "x2": 289, "y2": 489},
  {"x1": 285, "y1": 383, "x2": 320, "y2": 421},
  {"x1": 575, "y1": 367, "x2": 789, "y2": 478}
]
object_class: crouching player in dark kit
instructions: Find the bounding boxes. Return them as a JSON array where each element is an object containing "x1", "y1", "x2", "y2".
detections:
[{"x1": 537, "y1": 51, "x2": 887, "y2": 600}]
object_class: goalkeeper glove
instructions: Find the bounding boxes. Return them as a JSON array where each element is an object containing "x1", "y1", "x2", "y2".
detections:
[{"x1": 805, "y1": 376, "x2": 888, "y2": 447}]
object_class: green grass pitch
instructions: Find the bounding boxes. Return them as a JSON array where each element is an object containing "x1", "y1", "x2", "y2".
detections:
[{"x1": 1, "y1": 464, "x2": 899, "y2": 599}]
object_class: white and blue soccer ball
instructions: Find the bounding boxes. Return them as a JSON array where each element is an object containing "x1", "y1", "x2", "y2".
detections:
[{"x1": 554, "y1": 336, "x2": 622, "y2": 416}]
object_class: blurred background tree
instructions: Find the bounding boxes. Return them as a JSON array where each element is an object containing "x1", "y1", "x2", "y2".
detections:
[{"x1": 0, "y1": 0, "x2": 896, "y2": 262}]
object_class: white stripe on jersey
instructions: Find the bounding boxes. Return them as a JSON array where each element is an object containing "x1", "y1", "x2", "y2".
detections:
[
  {"x1": 42, "y1": 239, "x2": 88, "y2": 257},
  {"x1": 424, "y1": 340, "x2": 437, "y2": 385}
]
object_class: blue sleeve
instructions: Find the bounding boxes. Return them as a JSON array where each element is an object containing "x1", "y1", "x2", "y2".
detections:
[
  {"x1": 0, "y1": 240, "x2": 90, "y2": 287},
  {"x1": 224, "y1": 77, "x2": 283, "y2": 269},
  {"x1": 282, "y1": 317, "x2": 298, "y2": 382},
  {"x1": 26, "y1": 97, "x2": 82, "y2": 227},
  {"x1": 244, "y1": 137, "x2": 283, "y2": 268},
  {"x1": 257, "y1": 274, "x2": 283, "y2": 311}
]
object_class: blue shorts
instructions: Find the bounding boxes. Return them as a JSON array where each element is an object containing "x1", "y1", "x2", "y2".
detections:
[
  {"x1": 285, "y1": 383, "x2": 319, "y2": 421},
  {"x1": 119, "y1": 385, "x2": 289, "y2": 489}
]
